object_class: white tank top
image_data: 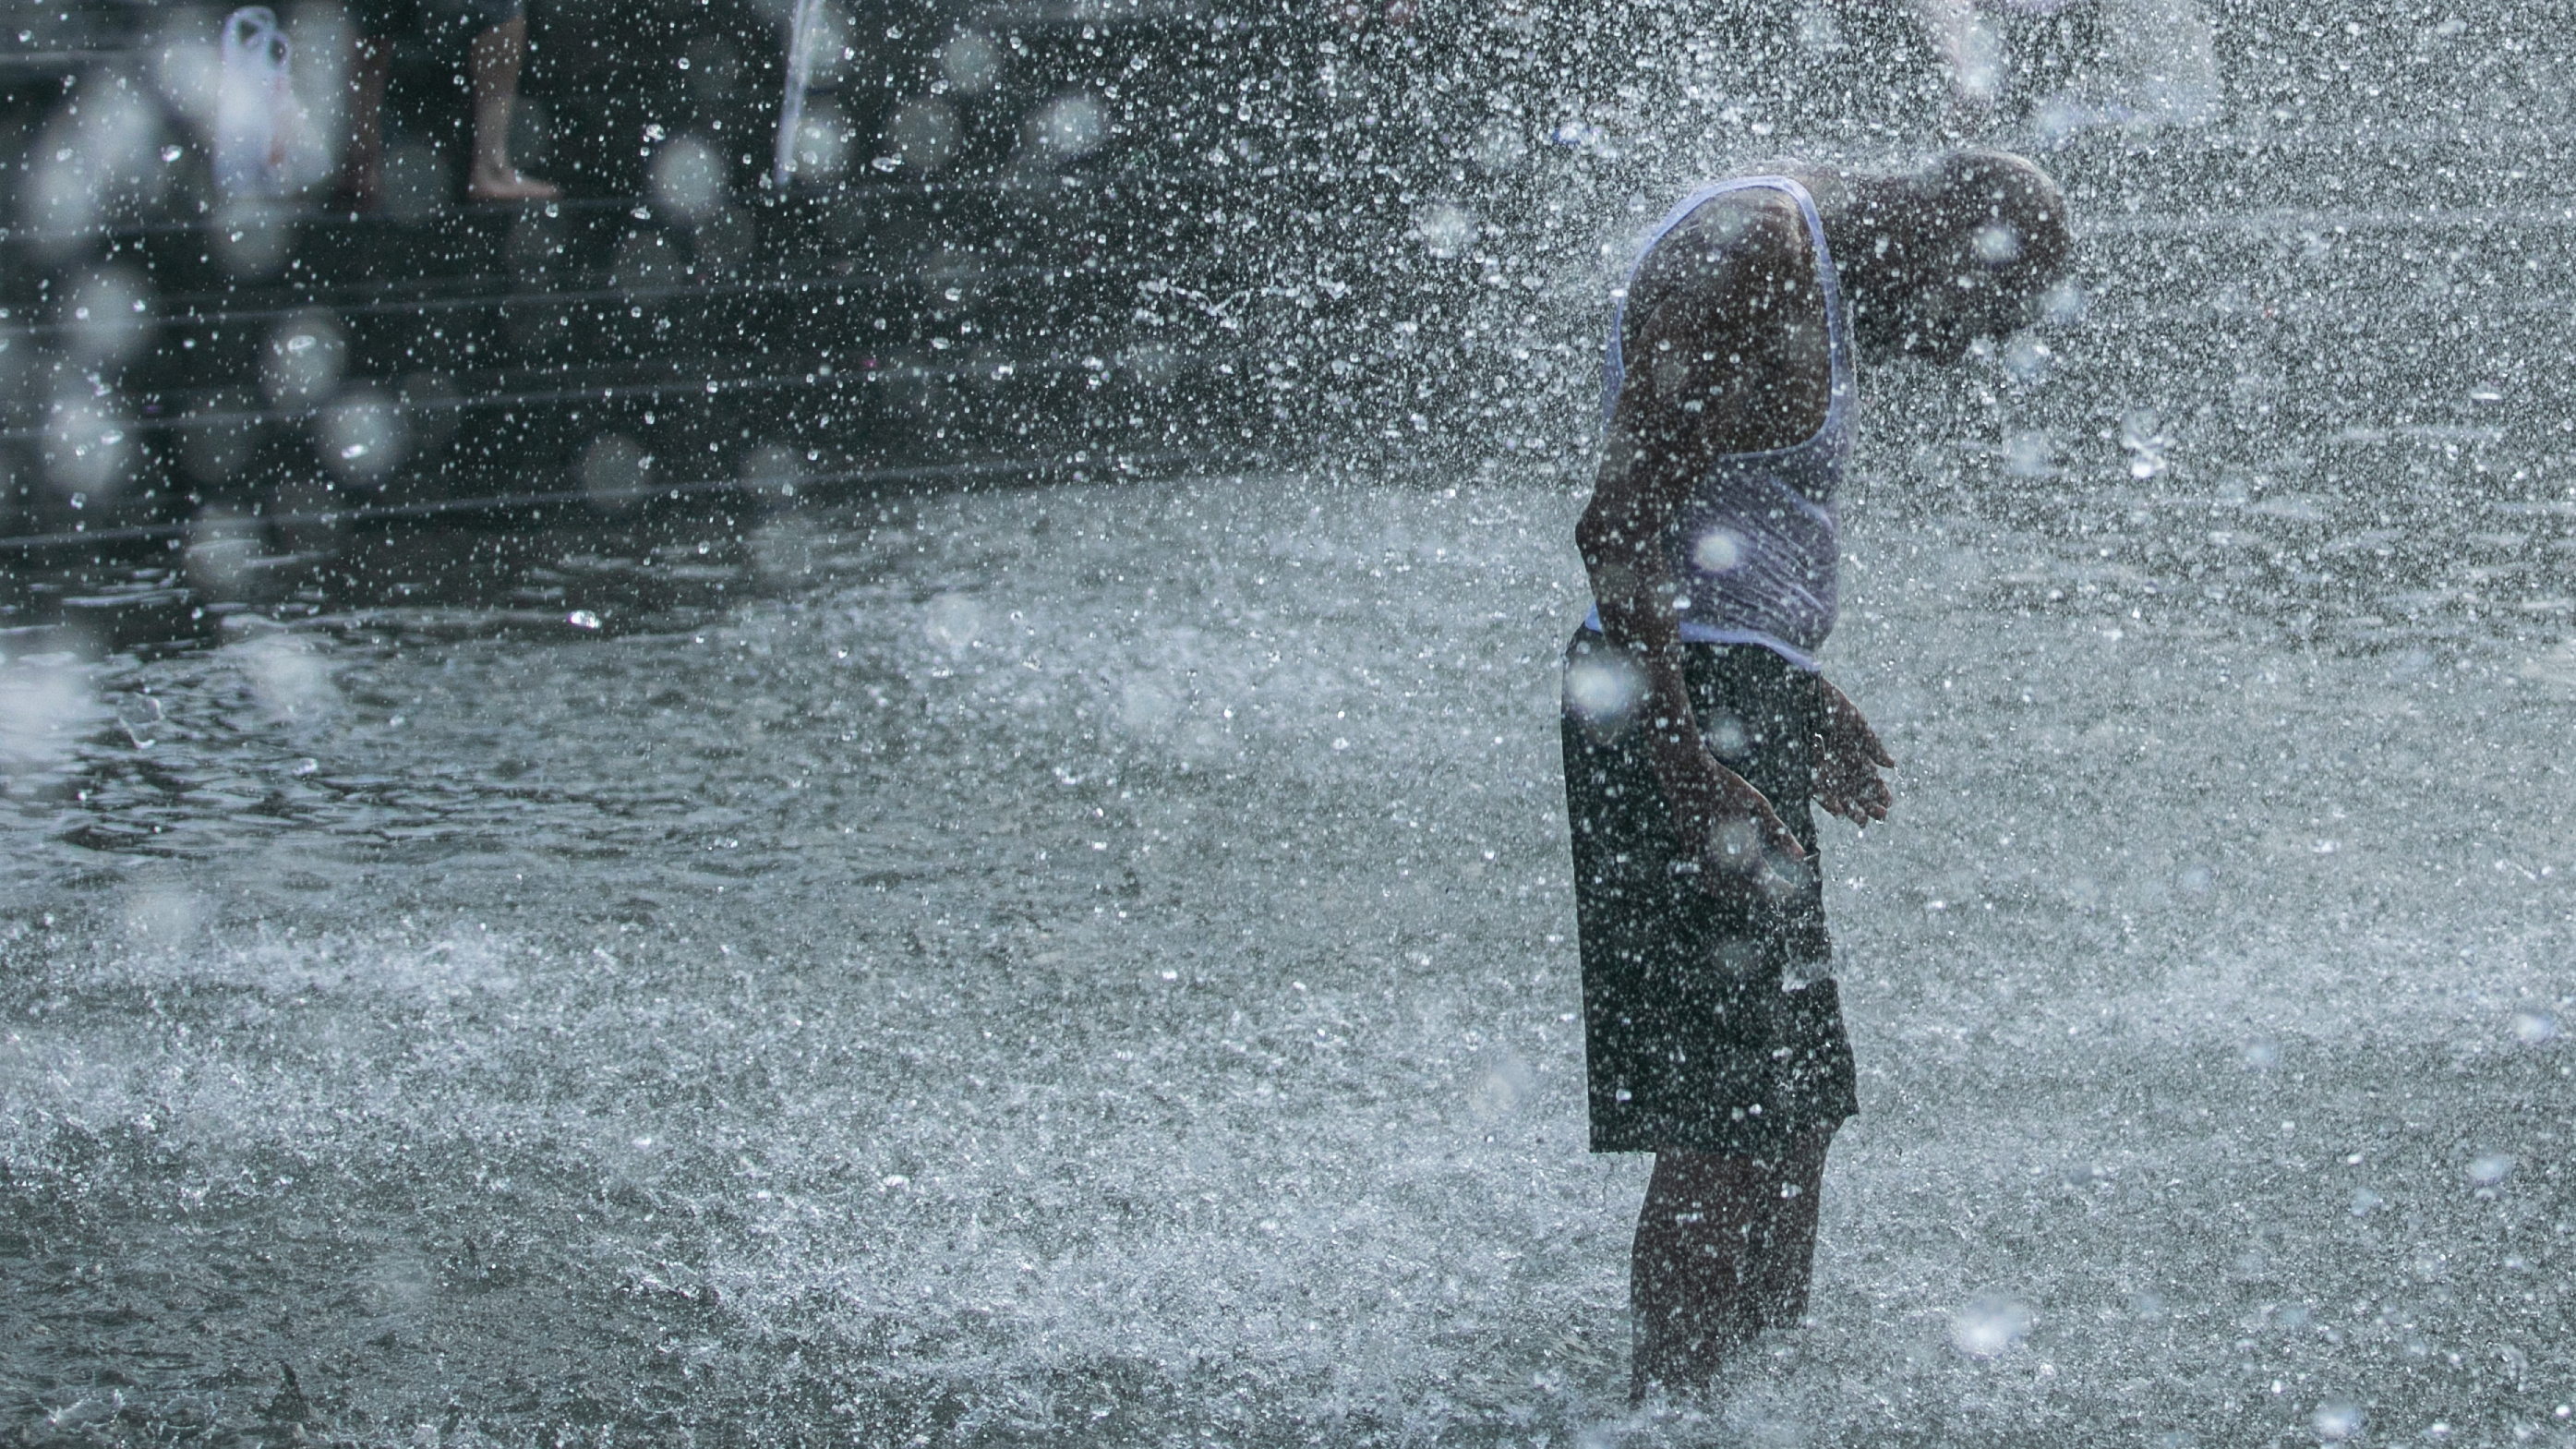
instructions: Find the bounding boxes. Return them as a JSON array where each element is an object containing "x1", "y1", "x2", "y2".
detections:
[{"x1": 1582, "y1": 176, "x2": 1856, "y2": 670}]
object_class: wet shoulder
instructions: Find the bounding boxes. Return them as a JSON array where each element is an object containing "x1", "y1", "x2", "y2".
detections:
[
  {"x1": 1631, "y1": 188, "x2": 1810, "y2": 313},
  {"x1": 1619, "y1": 186, "x2": 1832, "y2": 454}
]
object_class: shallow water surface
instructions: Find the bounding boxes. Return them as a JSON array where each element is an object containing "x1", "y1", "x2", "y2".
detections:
[{"x1": 3, "y1": 465, "x2": 2571, "y2": 1447}]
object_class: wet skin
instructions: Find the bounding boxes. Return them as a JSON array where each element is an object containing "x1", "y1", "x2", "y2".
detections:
[
  {"x1": 1629, "y1": 1128, "x2": 1833, "y2": 1399},
  {"x1": 1576, "y1": 159, "x2": 2066, "y2": 903},
  {"x1": 1571, "y1": 159, "x2": 2067, "y2": 1399}
]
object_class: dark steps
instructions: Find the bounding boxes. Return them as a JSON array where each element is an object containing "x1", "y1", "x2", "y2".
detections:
[
  {"x1": 4, "y1": 0, "x2": 1289, "y2": 584},
  {"x1": 14, "y1": 0, "x2": 2574, "y2": 649}
]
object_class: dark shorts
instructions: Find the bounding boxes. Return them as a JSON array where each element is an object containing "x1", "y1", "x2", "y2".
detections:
[
  {"x1": 351, "y1": 0, "x2": 524, "y2": 42},
  {"x1": 1560, "y1": 632, "x2": 1860, "y2": 1157}
]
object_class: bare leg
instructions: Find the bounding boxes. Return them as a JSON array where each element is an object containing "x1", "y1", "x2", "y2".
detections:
[
  {"x1": 1746, "y1": 1128, "x2": 1832, "y2": 1329},
  {"x1": 1630, "y1": 1150, "x2": 1767, "y2": 1402},
  {"x1": 466, "y1": 16, "x2": 559, "y2": 202},
  {"x1": 342, "y1": 35, "x2": 391, "y2": 209},
  {"x1": 1630, "y1": 1127, "x2": 1834, "y2": 1405}
]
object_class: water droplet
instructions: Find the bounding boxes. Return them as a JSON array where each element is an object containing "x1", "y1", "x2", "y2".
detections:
[
  {"x1": 61, "y1": 268, "x2": 150, "y2": 368},
  {"x1": 261, "y1": 312, "x2": 346, "y2": 405},
  {"x1": 566, "y1": 610, "x2": 603, "y2": 631},
  {"x1": 42, "y1": 398, "x2": 134, "y2": 498},
  {"x1": 2001, "y1": 430, "x2": 2056, "y2": 477},
  {"x1": 885, "y1": 99, "x2": 961, "y2": 175},
  {"x1": 2040, "y1": 278, "x2": 2088, "y2": 325},
  {"x1": 1691, "y1": 527, "x2": 1745, "y2": 574},
  {"x1": 2003, "y1": 335, "x2": 2052, "y2": 383},
  {"x1": 2466, "y1": 1153, "x2": 2514, "y2": 1188},
  {"x1": 937, "y1": 31, "x2": 999, "y2": 96},
  {"x1": 319, "y1": 390, "x2": 407, "y2": 481},
  {"x1": 2510, "y1": 1010, "x2": 2557, "y2": 1045},
  {"x1": 924, "y1": 594, "x2": 984, "y2": 654},
  {"x1": 2119, "y1": 406, "x2": 2170, "y2": 480},
  {"x1": 1702, "y1": 711, "x2": 1748, "y2": 758},
  {"x1": 2312, "y1": 1400, "x2": 2365, "y2": 1442},
  {"x1": 1025, "y1": 93, "x2": 1104, "y2": 165},
  {"x1": 114, "y1": 694, "x2": 163, "y2": 748},
  {"x1": 783, "y1": 99, "x2": 852, "y2": 179},
  {"x1": 580, "y1": 434, "x2": 654, "y2": 513},
  {"x1": 648, "y1": 135, "x2": 728, "y2": 219},
  {"x1": 1415, "y1": 200, "x2": 1476, "y2": 259},
  {"x1": 1562, "y1": 653, "x2": 1643, "y2": 730},
  {"x1": 1468, "y1": 120, "x2": 1526, "y2": 174},
  {"x1": 1470, "y1": 1051, "x2": 1534, "y2": 1121},
  {"x1": 1950, "y1": 1294, "x2": 2032, "y2": 1358}
]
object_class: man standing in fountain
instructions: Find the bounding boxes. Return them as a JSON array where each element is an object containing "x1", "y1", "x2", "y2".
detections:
[{"x1": 1561, "y1": 151, "x2": 2070, "y2": 1400}]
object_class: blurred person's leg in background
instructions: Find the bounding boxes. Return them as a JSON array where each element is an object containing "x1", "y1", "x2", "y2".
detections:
[
  {"x1": 342, "y1": 0, "x2": 556, "y2": 208},
  {"x1": 465, "y1": 3, "x2": 556, "y2": 201},
  {"x1": 339, "y1": 0, "x2": 403, "y2": 208}
]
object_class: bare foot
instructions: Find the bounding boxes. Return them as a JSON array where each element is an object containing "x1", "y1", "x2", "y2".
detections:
[{"x1": 467, "y1": 167, "x2": 560, "y2": 203}]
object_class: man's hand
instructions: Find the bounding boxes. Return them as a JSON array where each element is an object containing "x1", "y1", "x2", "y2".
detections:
[
  {"x1": 1813, "y1": 675, "x2": 1895, "y2": 825},
  {"x1": 1654, "y1": 741, "x2": 1807, "y2": 896}
]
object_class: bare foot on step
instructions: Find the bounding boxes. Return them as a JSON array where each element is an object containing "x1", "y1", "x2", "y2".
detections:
[{"x1": 468, "y1": 166, "x2": 560, "y2": 203}]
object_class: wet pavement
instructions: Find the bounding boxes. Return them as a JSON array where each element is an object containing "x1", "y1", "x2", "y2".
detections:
[
  {"x1": 11, "y1": 0, "x2": 2576, "y2": 1440},
  {"x1": 4, "y1": 439, "x2": 2572, "y2": 1443}
]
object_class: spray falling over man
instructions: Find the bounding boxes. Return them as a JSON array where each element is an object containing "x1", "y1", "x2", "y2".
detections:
[{"x1": 1560, "y1": 151, "x2": 2071, "y2": 1400}]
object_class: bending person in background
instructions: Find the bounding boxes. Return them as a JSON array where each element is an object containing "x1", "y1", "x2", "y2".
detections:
[
  {"x1": 1561, "y1": 150, "x2": 2069, "y2": 1402},
  {"x1": 343, "y1": 0, "x2": 559, "y2": 208}
]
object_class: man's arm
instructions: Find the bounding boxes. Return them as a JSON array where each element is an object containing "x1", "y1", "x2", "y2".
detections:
[
  {"x1": 1575, "y1": 198, "x2": 1820, "y2": 880},
  {"x1": 1813, "y1": 672, "x2": 1895, "y2": 825}
]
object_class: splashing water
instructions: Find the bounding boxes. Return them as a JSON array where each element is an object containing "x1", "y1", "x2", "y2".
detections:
[
  {"x1": 0, "y1": 664, "x2": 92, "y2": 770},
  {"x1": 1949, "y1": 1295, "x2": 2032, "y2": 1359},
  {"x1": 1416, "y1": 200, "x2": 1478, "y2": 260}
]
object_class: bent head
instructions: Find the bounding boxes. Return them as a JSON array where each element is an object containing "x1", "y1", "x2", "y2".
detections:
[{"x1": 1858, "y1": 151, "x2": 2072, "y2": 360}]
